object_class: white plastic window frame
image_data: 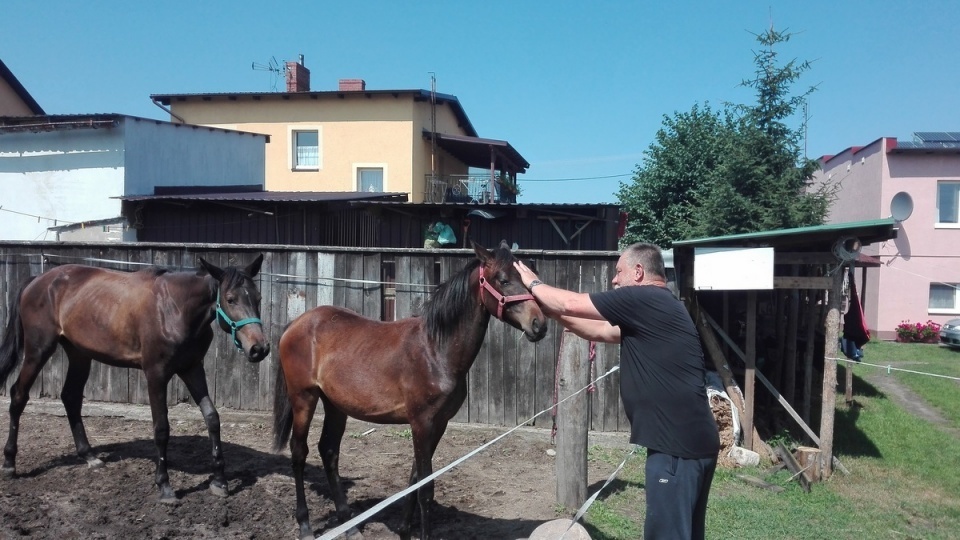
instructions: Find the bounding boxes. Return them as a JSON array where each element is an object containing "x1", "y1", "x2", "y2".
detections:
[
  {"x1": 934, "y1": 180, "x2": 960, "y2": 228},
  {"x1": 289, "y1": 127, "x2": 322, "y2": 171},
  {"x1": 354, "y1": 163, "x2": 387, "y2": 192}
]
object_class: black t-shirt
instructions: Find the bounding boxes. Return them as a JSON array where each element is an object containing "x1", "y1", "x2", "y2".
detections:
[{"x1": 590, "y1": 285, "x2": 720, "y2": 459}]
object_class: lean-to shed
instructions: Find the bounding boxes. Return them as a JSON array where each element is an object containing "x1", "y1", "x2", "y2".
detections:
[{"x1": 671, "y1": 218, "x2": 898, "y2": 478}]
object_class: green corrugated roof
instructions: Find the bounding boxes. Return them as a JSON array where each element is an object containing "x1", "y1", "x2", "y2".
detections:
[{"x1": 673, "y1": 218, "x2": 897, "y2": 248}]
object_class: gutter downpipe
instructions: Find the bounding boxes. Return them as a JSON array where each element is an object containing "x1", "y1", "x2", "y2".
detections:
[{"x1": 151, "y1": 99, "x2": 187, "y2": 124}]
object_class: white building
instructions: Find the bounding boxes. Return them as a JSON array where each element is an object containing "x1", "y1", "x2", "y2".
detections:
[{"x1": 0, "y1": 114, "x2": 267, "y2": 241}]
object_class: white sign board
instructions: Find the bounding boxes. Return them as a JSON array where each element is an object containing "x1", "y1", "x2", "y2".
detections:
[{"x1": 693, "y1": 247, "x2": 774, "y2": 290}]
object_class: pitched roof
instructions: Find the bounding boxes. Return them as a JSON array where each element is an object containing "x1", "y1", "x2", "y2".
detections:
[
  {"x1": 150, "y1": 89, "x2": 478, "y2": 137},
  {"x1": 0, "y1": 58, "x2": 45, "y2": 115}
]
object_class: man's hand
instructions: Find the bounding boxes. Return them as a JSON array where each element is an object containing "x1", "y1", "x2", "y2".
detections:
[{"x1": 513, "y1": 260, "x2": 540, "y2": 289}]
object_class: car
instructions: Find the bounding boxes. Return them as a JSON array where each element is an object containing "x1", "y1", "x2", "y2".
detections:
[{"x1": 939, "y1": 318, "x2": 960, "y2": 348}]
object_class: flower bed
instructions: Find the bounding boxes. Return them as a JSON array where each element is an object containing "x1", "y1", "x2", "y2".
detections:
[{"x1": 895, "y1": 320, "x2": 941, "y2": 343}]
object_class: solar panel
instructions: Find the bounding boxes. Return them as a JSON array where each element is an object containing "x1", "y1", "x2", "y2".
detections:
[{"x1": 915, "y1": 131, "x2": 960, "y2": 143}]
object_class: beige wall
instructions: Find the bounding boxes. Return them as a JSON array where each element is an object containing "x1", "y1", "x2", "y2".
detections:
[
  {"x1": 168, "y1": 94, "x2": 470, "y2": 202},
  {"x1": 0, "y1": 78, "x2": 36, "y2": 115}
]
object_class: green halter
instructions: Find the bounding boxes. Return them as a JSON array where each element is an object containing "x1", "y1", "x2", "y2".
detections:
[{"x1": 215, "y1": 289, "x2": 262, "y2": 351}]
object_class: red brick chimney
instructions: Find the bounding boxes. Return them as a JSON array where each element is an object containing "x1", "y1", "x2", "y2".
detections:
[
  {"x1": 285, "y1": 55, "x2": 310, "y2": 92},
  {"x1": 338, "y1": 79, "x2": 366, "y2": 91}
]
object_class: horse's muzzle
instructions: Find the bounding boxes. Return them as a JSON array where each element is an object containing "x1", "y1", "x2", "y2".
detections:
[
  {"x1": 248, "y1": 342, "x2": 270, "y2": 362},
  {"x1": 525, "y1": 317, "x2": 548, "y2": 342}
]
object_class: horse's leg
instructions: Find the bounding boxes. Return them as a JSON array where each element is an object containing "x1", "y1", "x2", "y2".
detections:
[
  {"x1": 2, "y1": 338, "x2": 57, "y2": 477},
  {"x1": 177, "y1": 362, "x2": 227, "y2": 497},
  {"x1": 316, "y1": 399, "x2": 355, "y2": 526},
  {"x1": 400, "y1": 418, "x2": 449, "y2": 540},
  {"x1": 290, "y1": 390, "x2": 319, "y2": 540},
  {"x1": 60, "y1": 345, "x2": 104, "y2": 469},
  {"x1": 145, "y1": 371, "x2": 176, "y2": 503}
]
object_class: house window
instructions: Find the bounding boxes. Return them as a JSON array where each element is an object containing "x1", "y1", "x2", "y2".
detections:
[
  {"x1": 292, "y1": 129, "x2": 320, "y2": 170},
  {"x1": 929, "y1": 283, "x2": 960, "y2": 313},
  {"x1": 937, "y1": 181, "x2": 960, "y2": 224},
  {"x1": 358, "y1": 167, "x2": 384, "y2": 192}
]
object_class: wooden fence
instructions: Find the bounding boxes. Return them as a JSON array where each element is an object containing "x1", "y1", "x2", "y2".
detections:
[{"x1": 0, "y1": 242, "x2": 628, "y2": 432}]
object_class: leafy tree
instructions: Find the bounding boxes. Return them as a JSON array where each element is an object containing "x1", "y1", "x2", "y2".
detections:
[
  {"x1": 618, "y1": 26, "x2": 834, "y2": 247},
  {"x1": 618, "y1": 104, "x2": 735, "y2": 247}
]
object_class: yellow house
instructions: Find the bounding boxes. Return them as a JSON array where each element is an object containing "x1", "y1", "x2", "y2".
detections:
[{"x1": 151, "y1": 59, "x2": 528, "y2": 203}]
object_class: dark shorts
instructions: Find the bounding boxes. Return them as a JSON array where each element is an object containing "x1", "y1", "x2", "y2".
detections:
[{"x1": 644, "y1": 449, "x2": 718, "y2": 540}]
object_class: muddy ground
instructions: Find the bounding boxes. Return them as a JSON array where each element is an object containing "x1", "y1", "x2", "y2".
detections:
[{"x1": 0, "y1": 398, "x2": 633, "y2": 539}]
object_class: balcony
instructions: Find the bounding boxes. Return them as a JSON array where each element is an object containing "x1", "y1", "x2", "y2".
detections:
[{"x1": 424, "y1": 174, "x2": 518, "y2": 204}]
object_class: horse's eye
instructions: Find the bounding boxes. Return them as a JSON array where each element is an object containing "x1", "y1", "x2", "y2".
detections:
[
  {"x1": 227, "y1": 296, "x2": 237, "y2": 305},
  {"x1": 500, "y1": 278, "x2": 510, "y2": 287}
]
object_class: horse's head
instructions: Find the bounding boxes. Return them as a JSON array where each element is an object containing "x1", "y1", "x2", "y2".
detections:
[
  {"x1": 474, "y1": 240, "x2": 547, "y2": 342},
  {"x1": 200, "y1": 254, "x2": 271, "y2": 362}
]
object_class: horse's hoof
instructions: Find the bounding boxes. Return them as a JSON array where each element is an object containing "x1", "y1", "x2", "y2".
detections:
[
  {"x1": 298, "y1": 525, "x2": 315, "y2": 540},
  {"x1": 86, "y1": 457, "x2": 105, "y2": 469},
  {"x1": 209, "y1": 481, "x2": 228, "y2": 498},
  {"x1": 0, "y1": 466, "x2": 14, "y2": 479},
  {"x1": 158, "y1": 485, "x2": 178, "y2": 505}
]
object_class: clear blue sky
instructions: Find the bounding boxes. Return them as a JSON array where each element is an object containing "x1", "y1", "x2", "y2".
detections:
[{"x1": 4, "y1": 1, "x2": 959, "y2": 204}]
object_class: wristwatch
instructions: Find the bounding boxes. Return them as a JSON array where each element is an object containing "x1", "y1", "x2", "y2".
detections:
[{"x1": 528, "y1": 279, "x2": 544, "y2": 290}]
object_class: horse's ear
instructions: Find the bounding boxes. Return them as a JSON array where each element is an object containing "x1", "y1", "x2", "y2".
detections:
[
  {"x1": 499, "y1": 239, "x2": 511, "y2": 251},
  {"x1": 471, "y1": 240, "x2": 493, "y2": 264},
  {"x1": 198, "y1": 257, "x2": 225, "y2": 281},
  {"x1": 245, "y1": 254, "x2": 264, "y2": 278}
]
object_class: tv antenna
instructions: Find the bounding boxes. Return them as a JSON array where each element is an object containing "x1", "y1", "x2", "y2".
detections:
[{"x1": 251, "y1": 56, "x2": 284, "y2": 91}]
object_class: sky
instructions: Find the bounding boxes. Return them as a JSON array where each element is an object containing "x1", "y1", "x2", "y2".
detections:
[{"x1": 4, "y1": 1, "x2": 960, "y2": 204}]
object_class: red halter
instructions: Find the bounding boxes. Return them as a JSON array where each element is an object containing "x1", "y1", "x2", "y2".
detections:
[{"x1": 478, "y1": 268, "x2": 536, "y2": 320}]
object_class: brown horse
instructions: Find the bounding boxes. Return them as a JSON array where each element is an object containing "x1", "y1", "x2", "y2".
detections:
[
  {"x1": 0, "y1": 255, "x2": 270, "y2": 502},
  {"x1": 273, "y1": 241, "x2": 547, "y2": 540}
]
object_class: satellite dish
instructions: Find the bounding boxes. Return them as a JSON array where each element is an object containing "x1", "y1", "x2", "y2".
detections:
[{"x1": 890, "y1": 192, "x2": 914, "y2": 222}]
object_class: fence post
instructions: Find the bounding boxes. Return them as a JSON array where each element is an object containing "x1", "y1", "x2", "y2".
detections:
[{"x1": 556, "y1": 330, "x2": 590, "y2": 510}]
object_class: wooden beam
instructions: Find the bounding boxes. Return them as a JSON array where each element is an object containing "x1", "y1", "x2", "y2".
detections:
[
  {"x1": 555, "y1": 330, "x2": 589, "y2": 509},
  {"x1": 691, "y1": 302, "x2": 744, "y2": 415},
  {"x1": 775, "y1": 252, "x2": 839, "y2": 264},
  {"x1": 819, "y1": 269, "x2": 845, "y2": 480},
  {"x1": 744, "y1": 291, "x2": 756, "y2": 451},
  {"x1": 774, "y1": 276, "x2": 833, "y2": 289}
]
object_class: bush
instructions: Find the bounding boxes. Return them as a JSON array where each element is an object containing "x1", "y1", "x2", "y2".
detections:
[{"x1": 895, "y1": 320, "x2": 941, "y2": 343}]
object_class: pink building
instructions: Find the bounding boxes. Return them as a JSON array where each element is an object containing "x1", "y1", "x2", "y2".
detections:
[{"x1": 812, "y1": 133, "x2": 960, "y2": 340}]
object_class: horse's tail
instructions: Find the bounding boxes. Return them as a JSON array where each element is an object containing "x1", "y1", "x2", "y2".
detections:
[
  {"x1": 0, "y1": 277, "x2": 35, "y2": 389},
  {"x1": 272, "y1": 357, "x2": 293, "y2": 454}
]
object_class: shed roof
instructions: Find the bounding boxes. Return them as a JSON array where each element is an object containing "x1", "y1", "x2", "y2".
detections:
[
  {"x1": 672, "y1": 218, "x2": 898, "y2": 249},
  {"x1": 423, "y1": 131, "x2": 529, "y2": 173},
  {"x1": 118, "y1": 191, "x2": 408, "y2": 203}
]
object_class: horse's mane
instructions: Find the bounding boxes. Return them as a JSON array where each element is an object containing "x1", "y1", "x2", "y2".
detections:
[
  {"x1": 139, "y1": 267, "x2": 169, "y2": 277},
  {"x1": 422, "y1": 258, "x2": 483, "y2": 343}
]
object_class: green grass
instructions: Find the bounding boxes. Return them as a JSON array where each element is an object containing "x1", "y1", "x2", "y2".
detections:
[
  {"x1": 863, "y1": 340, "x2": 960, "y2": 425},
  {"x1": 579, "y1": 340, "x2": 960, "y2": 539}
]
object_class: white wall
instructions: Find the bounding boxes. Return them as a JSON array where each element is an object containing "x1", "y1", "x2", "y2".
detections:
[
  {"x1": 124, "y1": 117, "x2": 265, "y2": 194},
  {"x1": 0, "y1": 128, "x2": 126, "y2": 241},
  {"x1": 0, "y1": 116, "x2": 267, "y2": 241}
]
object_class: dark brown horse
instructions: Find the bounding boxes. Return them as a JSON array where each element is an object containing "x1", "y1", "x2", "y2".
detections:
[
  {"x1": 273, "y1": 241, "x2": 547, "y2": 540},
  {"x1": 0, "y1": 255, "x2": 270, "y2": 502}
]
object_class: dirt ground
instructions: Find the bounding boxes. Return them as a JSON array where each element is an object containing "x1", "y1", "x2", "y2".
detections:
[{"x1": 0, "y1": 397, "x2": 635, "y2": 540}]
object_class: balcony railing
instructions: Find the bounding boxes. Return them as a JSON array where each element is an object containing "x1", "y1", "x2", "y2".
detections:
[{"x1": 424, "y1": 174, "x2": 518, "y2": 204}]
